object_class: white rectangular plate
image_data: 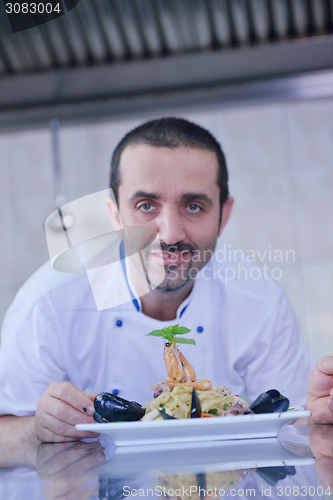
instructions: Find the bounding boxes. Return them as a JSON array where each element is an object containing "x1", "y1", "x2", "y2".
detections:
[{"x1": 76, "y1": 409, "x2": 310, "y2": 447}]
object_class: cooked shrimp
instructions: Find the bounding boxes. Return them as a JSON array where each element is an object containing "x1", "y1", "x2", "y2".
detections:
[
  {"x1": 152, "y1": 379, "x2": 212, "y2": 391},
  {"x1": 163, "y1": 341, "x2": 183, "y2": 381},
  {"x1": 179, "y1": 351, "x2": 196, "y2": 382},
  {"x1": 165, "y1": 379, "x2": 212, "y2": 391}
]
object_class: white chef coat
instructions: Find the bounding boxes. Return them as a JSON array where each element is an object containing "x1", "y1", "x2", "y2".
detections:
[{"x1": 0, "y1": 242, "x2": 315, "y2": 416}]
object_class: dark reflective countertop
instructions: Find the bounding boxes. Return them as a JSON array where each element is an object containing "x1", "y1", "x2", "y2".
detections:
[{"x1": 1, "y1": 423, "x2": 332, "y2": 500}]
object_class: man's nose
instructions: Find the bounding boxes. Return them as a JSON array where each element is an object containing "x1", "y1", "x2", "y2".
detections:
[{"x1": 156, "y1": 208, "x2": 186, "y2": 245}]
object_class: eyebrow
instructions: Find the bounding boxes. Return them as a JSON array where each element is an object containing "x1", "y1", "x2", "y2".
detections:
[
  {"x1": 129, "y1": 191, "x2": 162, "y2": 203},
  {"x1": 180, "y1": 193, "x2": 213, "y2": 206}
]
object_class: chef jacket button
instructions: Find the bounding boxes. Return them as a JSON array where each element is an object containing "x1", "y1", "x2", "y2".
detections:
[
  {"x1": 116, "y1": 320, "x2": 122, "y2": 327},
  {"x1": 112, "y1": 389, "x2": 119, "y2": 395},
  {"x1": 197, "y1": 326, "x2": 204, "y2": 333}
]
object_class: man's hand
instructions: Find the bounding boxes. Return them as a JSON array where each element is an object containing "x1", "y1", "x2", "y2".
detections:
[
  {"x1": 307, "y1": 356, "x2": 333, "y2": 423},
  {"x1": 35, "y1": 382, "x2": 100, "y2": 442}
]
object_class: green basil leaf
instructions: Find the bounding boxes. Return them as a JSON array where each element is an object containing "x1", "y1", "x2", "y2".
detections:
[
  {"x1": 173, "y1": 337, "x2": 196, "y2": 345},
  {"x1": 175, "y1": 327, "x2": 191, "y2": 334},
  {"x1": 147, "y1": 330, "x2": 165, "y2": 337},
  {"x1": 164, "y1": 333, "x2": 175, "y2": 343}
]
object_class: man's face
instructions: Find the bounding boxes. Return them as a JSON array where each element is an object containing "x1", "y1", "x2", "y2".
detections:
[{"x1": 112, "y1": 144, "x2": 229, "y2": 292}]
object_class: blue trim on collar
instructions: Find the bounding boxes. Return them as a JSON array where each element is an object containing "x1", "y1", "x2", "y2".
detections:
[
  {"x1": 120, "y1": 240, "x2": 140, "y2": 312},
  {"x1": 179, "y1": 304, "x2": 188, "y2": 318}
]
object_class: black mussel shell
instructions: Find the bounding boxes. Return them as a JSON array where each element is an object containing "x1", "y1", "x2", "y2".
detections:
[
  {"x1": 158, "y1": 410, "x2": 177, "y2": 419},
  {"x1": 266, "y1": 389, "x2": 281, "y2": 401},
  {"x1": 99, "y1": 477, "x2": 142, "y2": 500},
  {"x1": 256, "y1": 466, "x2": 296, "y2": 486},
  {"x1": 94, "y1": 392, "x2": 145, "y2": 422},
  {"x1": 196, "y1": 474, "x2": 207, "y2": 500},
  {"x1": 272, "y1": 397, "x2": 290, "y2": 413},
  {"x1": 250, "y1": 393, "x2": 274, "y2": 414},
  {"x1": 191, "y1": 388, "x2": 202, "y2": 418},
  {"x1": 250, "y1": 389, "x2": 290, "y2": 414},
  {"x1": 93, "y1": 412, "x2": 105, "y2": 423}
]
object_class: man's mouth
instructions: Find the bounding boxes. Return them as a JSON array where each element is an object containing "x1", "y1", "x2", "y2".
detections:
[{"x1": 151, "y1": 251, "x2": 192, "y2": 266}]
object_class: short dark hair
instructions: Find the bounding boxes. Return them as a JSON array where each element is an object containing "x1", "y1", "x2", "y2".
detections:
[{"x1": 110, "y1": 117, "x2": 229, "y2": 215}]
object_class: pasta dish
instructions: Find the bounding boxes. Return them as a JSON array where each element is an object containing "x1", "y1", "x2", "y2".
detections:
[{"x1": 142, "y1": 325, "x2": 249, "y2": 421}]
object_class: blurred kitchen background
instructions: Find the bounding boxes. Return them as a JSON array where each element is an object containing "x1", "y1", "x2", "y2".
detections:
[{"x1": 0, "y1": 0, "x2": 332, "y2": 360}]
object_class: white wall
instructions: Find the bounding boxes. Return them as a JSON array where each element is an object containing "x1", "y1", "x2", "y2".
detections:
[{"x1": 1, "y1": 97, "x2": 332, "y2": 360}]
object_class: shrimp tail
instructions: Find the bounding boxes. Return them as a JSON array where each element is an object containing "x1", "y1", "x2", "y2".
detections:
[{"x1": 179, "y1": 351, "x2": 196, "y2": 382}]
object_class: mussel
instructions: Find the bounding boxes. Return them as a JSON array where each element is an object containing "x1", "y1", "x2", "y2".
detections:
[
  {"x1": 191, "y1": 387, "x2": 202, "y2": 418},
  {"x1": 256, "y1": 466, "x2": 296, "y2": 486},
  {"x1": 250, "y1": 393, "x2": 273, "y2": 414},
  {"x1": 250, "y1": 389, "x2": 290, "y2": 414},
  {"x1": 272, "y1": 397, "x2": 289, "y2": 413},
  {"x1": 158, "y1": 410, "x2": 177, "y2": 420},
  {"x1": 196, "y1": 473, "x2": 207, "y2": 500},
  {"x1": 158, "y1": 387, "x2": 202, "y2": 419},
  {"x1": 94, "y1": 392, "x2": 145, "y2": 423}
]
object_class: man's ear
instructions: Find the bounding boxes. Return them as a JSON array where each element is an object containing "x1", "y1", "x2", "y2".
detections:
[
  {"x1": 218, "y1": 197, "x2": 234, "y2": 237},
  {"x1": 106, "y1": 197, "x2": 123, "y2": 230}
]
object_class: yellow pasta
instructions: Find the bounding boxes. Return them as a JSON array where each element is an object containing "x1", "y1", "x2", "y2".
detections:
[
  {"x1": 142, "y1": 385, "x2": 247, "y2": 420},
  {"x1": 157, "y1": 470, "x2": 247, "y2": 500}
]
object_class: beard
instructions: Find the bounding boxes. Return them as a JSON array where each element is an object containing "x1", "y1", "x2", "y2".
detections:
[
  {"x1": 143, "y1": 241, "x2": 199, "y2": 292},
  {"x1": 154, "y1": 262, "x2": 194, "y2": 292}
]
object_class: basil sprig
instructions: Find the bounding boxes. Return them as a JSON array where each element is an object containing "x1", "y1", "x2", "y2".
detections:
[{"x1": 147, "y1": 324, "x2": 196, "y2": 345}]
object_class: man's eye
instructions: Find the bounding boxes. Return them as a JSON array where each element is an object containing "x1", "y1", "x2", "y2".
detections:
[
  {"x1": 187, "y1": 204, "x2": 200, "y2": 212},
  {"x1": 139, "y1": 203, "x2": 154, "y2": 211}
]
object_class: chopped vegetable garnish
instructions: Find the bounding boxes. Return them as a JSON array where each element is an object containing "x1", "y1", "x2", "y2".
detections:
[
  {"x1": 224, "y1": 403, "x2": 228, "y2": 411},
  {"x1": 83, "y1": 407, "x2": 87, "y2": 413},
  {"x1": 208, "y1": 408, "x2": 218, "y2": 415}
]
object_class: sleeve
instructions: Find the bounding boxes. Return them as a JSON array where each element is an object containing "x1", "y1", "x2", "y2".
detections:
[
  {"x1": 0, "y1": 289, "x2": 68, "y2": 416},
  {"x1": 243, "y1": 291, "x2": 316, "y2": 407}
]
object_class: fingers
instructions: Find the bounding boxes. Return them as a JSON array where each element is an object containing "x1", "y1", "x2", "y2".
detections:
[
  {"x1": 307, "y1": 359, "x2": 333, "y2": 404},
  {"x1": 36, "y1": 414, "x2": 99, "y2": 443},
  {"x1": 49, "y1": 382, "x2": 96, "y2": 416},
  {"x1": 46, "y1": 448, "x2": 105, "y2": 483},
  {"x1": 42, "y1": 479, "x2": 99, "y2": 500},
  {"x1": 84, "y1": 391, "x2": 99, "y2": 403},
  {"x1": 35, "y1": 382, "x2": 101, "y2": 443},
  {"x1": 46, "y1": 397, "x2": 96, "y2": 427},
  {"x1": 37, "y1": 441, "x2": 102, "y2": 476},
  {"x1": 308, "y1": 423, "x2": 333, "y2": 457},
  {"x1": 40, "y1": 448, "x2": 102, "y2": 500},
  {"x1": 36, "y1": 413, "x2": 99, "y2": 442},
  {"x1": 316, "y1": 356, "x2": 333, "y2": 376},
  {"x1": 307, "y1": 396, "x2": 333, "y2": 424},
  {"x1": 314, "y1": 456, "x2": 333, "y2": 490}
]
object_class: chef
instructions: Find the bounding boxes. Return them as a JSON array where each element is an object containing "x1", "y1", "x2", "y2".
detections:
[{"x1": 0, "y1": 117, "x2": 319, "y2": 443}]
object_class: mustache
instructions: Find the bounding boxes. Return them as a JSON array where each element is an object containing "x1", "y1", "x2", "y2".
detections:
[{"x1": 149, "y1": 241, "x2": 197, "y2": 253}]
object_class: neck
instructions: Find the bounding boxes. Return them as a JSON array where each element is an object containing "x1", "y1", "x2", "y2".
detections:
[{"x1": 140, "y1": 281, "x2": 194, "y2": 321}]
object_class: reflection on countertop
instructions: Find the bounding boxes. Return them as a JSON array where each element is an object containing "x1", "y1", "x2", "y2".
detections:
[{"x1": 1, "y1": 425, "x2": 332, "y2": 500}]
